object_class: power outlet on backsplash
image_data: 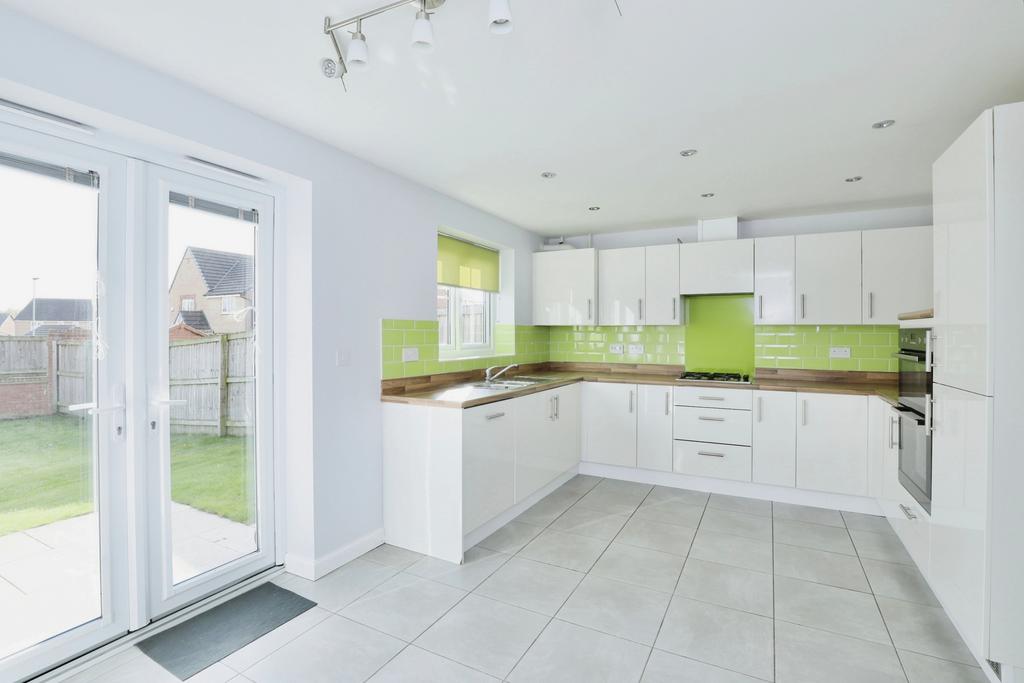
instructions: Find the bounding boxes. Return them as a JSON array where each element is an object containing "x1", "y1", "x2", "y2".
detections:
[
  {"x1": 608, "y1": 343, "x2": 624, "y2": 355},
  {"x1": 829, "y1": 346, "x2": 852, "y2": 359},
  {"x1": 628, "y1": 343, "x2": 645, "y2": 355}
]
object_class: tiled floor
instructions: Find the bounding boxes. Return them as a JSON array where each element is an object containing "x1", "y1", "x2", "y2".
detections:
[{"x1": 69, "y1": 477, "x2": 989, "y2": 682}]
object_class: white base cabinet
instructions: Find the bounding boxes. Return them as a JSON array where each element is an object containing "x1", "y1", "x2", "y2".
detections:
[
  {"x1": 462, "y1": 404, "x2": 516, "y2": 534},
  {"x1": 752, "y1": 390, "x2": 797, "y2": 487},
  {"x1": 582, "y1": 382, "x2": 638, "y2": 467},
  {"x1": 637, "y1": 384, "x2": 673, "y2": 472},
  {"x1": 795, "y1": 392, "x2": 868, "y2": 496},
  {"x1": 514, "y1": 384, "x2": 580, "y2": 503}
]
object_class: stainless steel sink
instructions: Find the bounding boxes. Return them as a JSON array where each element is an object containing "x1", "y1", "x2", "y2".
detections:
[{"x1": 471, "y1": 377, "x2": 552, "y2": 390}]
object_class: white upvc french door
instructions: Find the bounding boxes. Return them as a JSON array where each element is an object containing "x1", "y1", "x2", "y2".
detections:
[
  {"x1": 143, "y1": 165, "x2": 275, "y2": 618},
  {"x1": 0, "y1": 124, "x2": 130, "y2": 682}
]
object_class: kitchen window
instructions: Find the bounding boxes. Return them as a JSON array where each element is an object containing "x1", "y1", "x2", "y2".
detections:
[{"x1": 438, "y1": 284, "x2": 494, "y2": 358}]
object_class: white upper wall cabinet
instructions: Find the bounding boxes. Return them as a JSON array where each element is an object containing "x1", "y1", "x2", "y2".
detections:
[
  {"x1": 533, "y1": 248, "x2": 597, "y2": 325},
  {"x1": 862, "y1": 226, "x2": 933, "y2": 324},
  {"x1": 794, "y1": 232, "x2": 862, "y2": 324},
  {"x1": 598, "y1": 247, "x2": 643, "y2": 325},
  {"x1": 644, "y1": 245, "x2": 681, "y2": 325},
  {"x1": 679, "y1": 240, "x2": 754, "y2": 294},
  {"x1": 754, "y1": 236, "x2": 795, "y2": 324}
]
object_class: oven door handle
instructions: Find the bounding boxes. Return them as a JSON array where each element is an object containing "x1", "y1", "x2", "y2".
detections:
[{"x1": 894, "y1": 352, "x2": 926, "y2": 362}]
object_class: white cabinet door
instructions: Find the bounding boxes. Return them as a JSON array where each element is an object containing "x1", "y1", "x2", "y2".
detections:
[
  {"x1": 513, "y1": 390, "x2": 557, "y2": 504},
  {"x1": 862, "y1": 226, "x2": 933, "y2": 324},
  {"x1": 644, "y1": 245, "x2": 681, "y2": 325},
  {"x1": 532, "y1": 249, "x2": 597, "y2": 325},
  {"x1": 582, "y1": 382, "x2": 637, "y2": 467},
  {"x1": 932, "y1": 111, "x2": 992, "y2": 396},
  {"x1": 795, "y1": 393, "x2": 868, "y2": 496},
  {"x1": 794, "y1": 232, "x2": 862, "y2": 324},
  {"x1": 679, "y1": 240, "x2": 754, "y2": 294},
  {"x1": 868, "y1": 397, "x2": 901, "y2": 500},
  {"x1": 550, "y1": 383, "x2": 581, "y2": 475},
  {"x1": 463, "y1": 404, "x2": 516, "y2": 533},
  {"x1": 754, "y1": 236, "x2": 795, "y2": 324},
  {"x1": 637, "y1": 384, "x2": 673, "y2": 472},
  {"x1": 752, "y1": 391, "x2": 796, "y2": 487},
  {"x1": 598, "y1": 247, "x2": 643, "y2": 325}
]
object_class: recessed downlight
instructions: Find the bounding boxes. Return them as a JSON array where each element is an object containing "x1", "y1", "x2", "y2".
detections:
[
  {"x1": 700, "y1": 192, "x2": 715, "y2": 198},
  {"x1": 872, "y1": 119, "x2": 896, "y2": 129},
  {"x1": 540, "y1": 171, "x2": 557, "y2": 179},
  {"x1": 588, "y1": 206, "x2": 601, "y2": 211},
  {"x1": 679, "y1": 149, "x2": 698, "y2": 157},
  {"x1": 845, "y1": 176, "x2": 863, "y2": 183}
]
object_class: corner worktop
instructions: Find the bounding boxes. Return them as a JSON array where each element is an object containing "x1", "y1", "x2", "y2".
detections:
[{"x1": 381, "y1": 369, "x2": 898, "y2": 409}]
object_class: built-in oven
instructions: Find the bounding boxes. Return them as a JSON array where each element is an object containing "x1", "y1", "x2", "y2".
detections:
[{"x1": 895, "y1": 327, "x2": 933, "y2": 513}]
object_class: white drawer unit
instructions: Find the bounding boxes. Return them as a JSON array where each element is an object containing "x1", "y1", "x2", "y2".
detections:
[
  {"x1": 674, "y1": 441, "x2": 752, "y2": 482},
  {"x1": 673, "y1": 406, "x2": 752, "y2": 446},
  {"x1": 674, "y1": 386, "x2": 753, "y2": 411}
]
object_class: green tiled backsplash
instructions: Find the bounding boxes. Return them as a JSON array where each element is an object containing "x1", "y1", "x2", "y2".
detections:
[
  {"x1": 549, "y1": 326, "x2": 686, "y2": 365},
  {"x1": 755, "y1": 325, "x2": 899, "y2": 372}
]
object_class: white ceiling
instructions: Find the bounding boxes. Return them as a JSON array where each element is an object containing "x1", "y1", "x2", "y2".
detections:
[{"x1": 5, "y1": 0, "x2": 1024, "y2": 236}]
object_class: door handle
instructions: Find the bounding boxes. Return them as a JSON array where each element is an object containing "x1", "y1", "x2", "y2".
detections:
[
  {"x1": 698, "y1": 451, "x2": 725, "y2": 458},
  {"x1": 628, "y1": 390, "x2": 634, "y2": 413},
  {"x1": 638, "y1": 298, "x2": 643, "y2": 321},
  {"x1": 868, "y1": 292, "x2": 874, "y2": 319},
  {"x1": 801, "y1": 399, "x2": 808, "y2": 426},
  {"x1": 554, "y1": 395, "x2": 560, "y2": 420},
  {"x1": 758, "y1": 294, "x2": 764, "y2": 320},
  {"x1": 698, "y1": 416, "x2": 725, "y2": 422},
  {"x1": 889, "y1": 415, "x2": 898, "y2": 449},
  {"x1": 587, "y1": 298, "x2": 593, "y2": 321},
  {"x1": 68, "y1": 402, "x2": 126, "y2": 415},
  {"x1": 672, "y1": 297, "x2": 677, "y2": 321},
  {"x1": 486, "y1": 412, "x2": 506, "y2": 420},
  {"x1": 757, "y1": 396, "x2": 763, "y2": 422},
  {"x1": 800, "y1": 294, "x2": 806, "y2": 319},
  {"x1": 664, "y1": 391, "x2": 670, "y2": 416},
  {"x1": 151, "y1": 398, "x2": 187, "y2": 407},
  {"x1": 697, "y1": 396, "x2": 725, "y2": 401}
]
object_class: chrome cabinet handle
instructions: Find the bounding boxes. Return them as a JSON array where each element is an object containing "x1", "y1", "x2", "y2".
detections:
[
  {"x1": 868, "y1": 292, "x2": 875, "y2": 319},
  {"x1": 698, "y1": 395, "x2": 725, "y2": 401},
  {"x1": 698, "y1": 416, "x2": 725, "y2": 422},
  {"x1": 628, "y1": 390, "x2": 634, "y2": 413},
  {"x1": 801, "y1": 399, "x2": 808, "y2": 426},
  {"x1": 926, "y1": 332, "x2": 934, "y2": 372},
  {"x1": 638, "y1": 298, "x2": 643, "y2": 321},
  {"x1": 664, "y1": 391, "x2": 670, "y2": 416},
  {"x1": 757, "y1": 396, "x2": 763, "y2": 422},
  {"x1": 800, "y1": 293, "x2": 806, "y2": 319},
  {"x1": 889, "y1": 415, "x2": 898, "y2": 449},
  {"x1": 899, "y1": 504, "x2": 917, "y2": 520},
  {"x1": 549, "y1": 397, "x2": 555, "y2": 420},
  {"x1": 554, "y1": 395, "x2": 560, "y2": 420},
  {"x1": 758, "y1": 294, "x2": 764, "y2": 320},
  {"x1": 698, "y1": 451, "x2": 725, "y2": 458},
  {"x1": 486, "y1": 412, "x2": 506, "y2": 420},
  {"x1": 672, "y1": 297, "x2": 677, "y2": 321},
  {"x1": 587, "y1": 298, "x2": 593, "y2": 321}
]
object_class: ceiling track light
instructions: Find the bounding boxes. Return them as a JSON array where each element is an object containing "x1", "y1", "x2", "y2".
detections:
[
  {"x1": 322, "y1": 0, "x2": 512, "y2": 88},
  {"x1": 679, "y1": 149, "x2": 698, "y2": 157},
  {"x1": 700, "y1": 193, "x2": 715, "y2": 198},
  {"x1": 845, "y1": 176, "x2": 863, "y2": 183},
  {"x1": 872, "y1": 119, "x2": 896, "y2": 129}
]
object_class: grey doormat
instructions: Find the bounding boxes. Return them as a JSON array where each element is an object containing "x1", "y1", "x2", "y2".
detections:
[{"x1": 138, "y1": 582, "x2": 316, "y2": 680}]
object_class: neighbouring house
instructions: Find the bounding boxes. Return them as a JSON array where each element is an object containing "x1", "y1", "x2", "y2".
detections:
[
  {"x1": 168, "y1": 247, "x2": 253, "y2": 335},
  {"x1": 6, "y1": 298, "x2": 92, "y2": 336},
  {"x1": 0, "y1": 312, "x2": 11, "y2": 336}
]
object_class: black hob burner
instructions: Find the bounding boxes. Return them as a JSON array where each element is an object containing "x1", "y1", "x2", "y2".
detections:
[{"x1": 679, "y1": 370, "x2": 751, "y2": 383}]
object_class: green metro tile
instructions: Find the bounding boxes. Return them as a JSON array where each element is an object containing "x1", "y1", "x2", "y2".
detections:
[
  {"x1": 382, "y1": 330, "x2": 403, "y2": 346},
  {"x1": 414, "y1": 320, "x2": 439, "y2": 330},
  {"x1": 801, "y1": 358, "x2": 829, "y2": 370},
  {"x1": 777, "y1": 359, "x2": 802, "y2": 369},
  {"x1": 828, "y1": 358, "x2": 858, "y2": 371},
  {"x1": 382, "y1": 362, "x2": 403, "y2": 379},
  {"x1": 858, "y1": 359, "x2": 891, "y2": 372},
  {"x1": 830, "y1": 333, "x2": 860, "y2": 346},
  {"x1": 859, "y1": 333, "x2": 890, "y2": 346}
]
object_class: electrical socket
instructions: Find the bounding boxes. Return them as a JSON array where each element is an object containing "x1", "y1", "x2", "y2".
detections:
[
  {"x1": 402, "y1": 347, "x2": 419, "y2": 362},
  {"x1": 608, "y1": 343, "x2": 624, "y2": 355},
  {"x1": 829, "y1": 346, "x2": 851, "y2": 359},
  {"x1": 628, "y1": 343, "x2": 645, "y2": 355}
]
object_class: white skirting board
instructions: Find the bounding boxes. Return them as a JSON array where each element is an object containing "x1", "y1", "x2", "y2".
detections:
[
  {"x1": 285, "y1": 527, "x2": 384, "y2": 580},
  {"x1": 578, "y1": 462, "x2": 884, "y2": 515}
]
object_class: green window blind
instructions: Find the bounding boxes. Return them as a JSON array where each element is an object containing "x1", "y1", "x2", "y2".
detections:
[{"x1": 436, "y1": 234, "x2": 500, "y2": 292}]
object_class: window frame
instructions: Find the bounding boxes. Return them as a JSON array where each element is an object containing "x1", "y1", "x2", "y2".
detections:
[
  {"x1": 438, "y1": 284, "x2": 496, "y2": 359},
  {"x1": 180, "y1": 295, "x2": 196, "y2": 311},
  {"x1": 220, "y1": 296, "x2": 236, "y2": 314}
]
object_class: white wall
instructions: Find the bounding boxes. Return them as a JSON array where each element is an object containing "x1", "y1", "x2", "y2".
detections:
[{"x1": 0, "y1": 7, "x2": 540, "y2": 576}]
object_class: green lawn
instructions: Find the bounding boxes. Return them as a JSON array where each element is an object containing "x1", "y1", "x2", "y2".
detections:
[{"x1": 0, "y1": 414, "x2": 252, "y2": 536}]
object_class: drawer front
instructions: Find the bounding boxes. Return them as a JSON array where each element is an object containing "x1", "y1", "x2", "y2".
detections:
[
  {"x1": 674, "y1": 441, "x2": 752, "y2": 482},
  {"x1": 674, "y1": 386, "x2": 752, "y2": 410},
  {"x1": 673, "y1": 406, "x2": 752, "y2": 446}
]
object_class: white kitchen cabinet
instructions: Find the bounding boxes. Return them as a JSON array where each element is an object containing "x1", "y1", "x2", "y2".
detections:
[
  {"x1": 678, "y1": 240, "x2": 754, "y2": 294},
  {"x1": 752, "y1": 390, "x2": 797, "y2": 487},
  {"x1": 637, "y1": 384, "x2": 673, "y2": 472},
  {"x1": 463, "y1": 403, "x2": 517, "y2": 534},
  {"x1": 582, "y1": 382, "x2": 637, "y2": 467},
  {"x1": 868, "y1": 396, "x2": 902, "y2": 500},
  {"x1": 674, "y1": 441, "x2": 752, "y2": 482},
  {"x1": 794, "y1": 232, "x2": 862, "y2": 324},
  {"x1": 514, "y1": 384, "x2": 580, "y2": 503},
  {"x1": 644, "y1": 244, "x2": 681, "y2": 325},
  {"x1": 673, "y1": 406, "x2": 751, "y2": 446},
  {"x1": 674, "y1": 386, "x2": 753, "y2": 411},
  {"x1": 533, "y1": 248, "x2": 597, "y2": 325},
  {"x1": 753, "y1": 236, "x2": 795, "y2": 324},
  {"x1": 862, "y1": 226, "x2": 933, "y2": 324},
  {"x1": 795, "y1": 392, "x2": 868, "y2": 496},
  {"x1": 598, "y1": 247, "x2": 643, "y2": 325}
]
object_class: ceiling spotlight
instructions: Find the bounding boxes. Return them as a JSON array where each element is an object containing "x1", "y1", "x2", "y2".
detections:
[
  {"x1": 679, "y1": 149, "x2": 698, "y2": 157},
  {"x1": 411, "y1": 3, "x2": 434, "y2": 52},
  {"x1": 845, "y1": 176, "x2": 863, "y2": 183},
  {"x1": 346, "y1": 22, "x2": 369, "y2": 71},
  {"x1": 320, "y1": 57, "x2": 341, "y2": 79},
  {"x1": 540, "y1": 172, "x2": 557, "y2": 179},
  {"x1": 872, "y1": 119, "x2": 896, "y2": 129},
  {"x1": 700, "y1": 192, "x2": 715, "y2": 198},
  {"x1": 489, "y1": 0, "x2": 513, "y2": 35},
  {"x1": 588, "y1": 206, "x2": 601, "y2": 211}
]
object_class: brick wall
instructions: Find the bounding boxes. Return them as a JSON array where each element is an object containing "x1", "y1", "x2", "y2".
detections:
[{"x1": 0, "y1": 375, "x2": 52, "y2": 419}]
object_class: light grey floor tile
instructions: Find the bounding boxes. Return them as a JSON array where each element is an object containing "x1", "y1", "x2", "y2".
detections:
[
  {"x1": 367, "y1": 645, "x2": 498, "y2": 682},
  {"x1": 655, "y1": 597, "x2": 774, "y2": 681},
  {"x1": 641, "y1": 649, "x2": 763, "y2": 682},
  {"x1": 850, "y1": 529, "x2": 914, "y2": 565},
  {"x1": 244, "y1": 615, "x2": 404, "y2": 683},
  {"x1": 614, "y1": 516, "x2": 696, "y2": 557},
  {"x1": 877, "y1": 596, "x2": 977, "y2": 665},
  {"x1": 699, "y1": 507, "x2": 773, "y2": 541},
  {"x1": 861, "y1": 558, "x2": 939, "y2": 606},
  {"x1": 557, "y1": 474, "x2": 602, "y2": 496},
  {"x1": 361, "y1": 544, "x2": 425, "y2": 570},
  {"x1": 775, "y1": 620, "x2": 906, "y2": 683},
  {"x1": 414, "y1": 594, "x2": 548, "y2": 678},
  {"x1": 675, "y1": 558, "x2": 773, "y2": 617},
  {"x1": 406, "y1": 546, "x2": 509, "y2": 590},
  {"x1": 550, "y1": 505, "x2": 630, "y2": 541},
  {"x1": 688, "y1": 529, "x2": 773, "y2": 573},
  {"x1": 775, "y1": 576, "x2": 889, "y2": 644},
  {"x1": 272, "y1": 560, "x2": 399, "y2": 612},
  {"x1": 592, "y1": 478, "x2": 654, "y2": 497},
  {"x1": 898, "y1": 649, "x2": 988, "y2": 683},
  {"x1": 185, "y1": 663, "x2": 238, "y2": 683},
  {"x1": 842, "y1": 511, "x2": 895, "y2": 534},
  {"x1": 517, "y1": 529, "x2": 610, "y2": 572},
  {"x1": 65, "y1": 652, "x2": 178, "y2": 683},
  {"x1": 707, "y1": 493, "x2": 773, "y2": 517},
  {"x1": 774, "y1": 543, "x2": 871, "y2": 592},
  {"x1": 477, "y1": 521, "x2": 544, "y2": 555},
  {"x1": 590, "y1": 543, "x2": 685, "y2": 593},
  {"x1": 634, "y1": 499, "x2": 706, "y2": 527},
  {"x1": 773, "y1": 519, "x2": 856, "y2": 555},
  {"x1": 62, "y1": 648, "x2": 146, "y2": 683},
  {"x1": 516, "y1": 489, "x2": 581, "y2": 526},
  {"x1": 508, "y1": 619, "x2": 650, "y2": 683},
  {"x1": 557, "y1": 574, "x2": 671, "y2": 645},
  {"x1": 773, "y1": 502, "x2": 846, "y2": 528},
  {"x1": 473, "y1": 557, "x2": 584, "y2": 616},
  {"x1": 645, "y1": 485, "x2": 710, "y2": 507},
  {"x1": 575, "y1": 487, "x2": 648, "y2": 516},
  {"x1": 339, "y1": 573, "x2": 466, "y2": 641},
  {"x1": 221, "y1": 606, "x2": 332, "y2": 672}
]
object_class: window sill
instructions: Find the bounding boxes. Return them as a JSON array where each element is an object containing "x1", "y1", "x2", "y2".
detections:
[{"x1": 439, "y1": 351, "x2": 509, "y2": 362}]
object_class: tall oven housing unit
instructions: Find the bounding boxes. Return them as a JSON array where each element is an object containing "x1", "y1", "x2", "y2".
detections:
[{"x1": 928, "y1": 101, "x2": 1024, "y2": 676}]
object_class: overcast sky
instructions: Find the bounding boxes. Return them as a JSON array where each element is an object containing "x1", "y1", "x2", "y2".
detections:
[{"x1": 0, "y1": 165, "x2": 254, "y2": 315}]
